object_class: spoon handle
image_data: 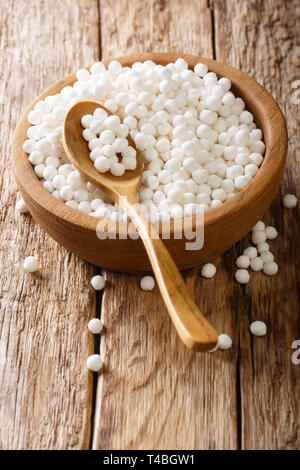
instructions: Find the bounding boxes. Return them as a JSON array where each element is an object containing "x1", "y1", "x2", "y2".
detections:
[{"x1": 121, "y1": 196, "x2": 218, "y2": 351}]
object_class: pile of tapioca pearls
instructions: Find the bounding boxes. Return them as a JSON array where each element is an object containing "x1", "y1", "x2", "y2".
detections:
[
  {"x1": 23, "y1": 58, "x2": 267, "y2": 222},
  {"x1": 18, "y1": 192, "x2": 297, "y2": 363}
]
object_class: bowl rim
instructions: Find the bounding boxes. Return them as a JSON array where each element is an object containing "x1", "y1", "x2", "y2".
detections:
[{"x1": 12, "y1": 52, "x2": 288, "y2": 239}]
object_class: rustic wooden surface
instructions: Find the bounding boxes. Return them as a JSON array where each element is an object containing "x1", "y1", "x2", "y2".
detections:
[{"x1": 0, "y1": 0, "x2": 299, "y2": 450}]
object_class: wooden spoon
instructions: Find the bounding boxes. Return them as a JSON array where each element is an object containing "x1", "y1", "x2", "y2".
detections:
[{"x1": 63, "y1": 101, "x2": 218, "y2": 352}]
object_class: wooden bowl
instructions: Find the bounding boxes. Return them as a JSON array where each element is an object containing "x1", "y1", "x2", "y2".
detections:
[{"x1": 12, "y1": 53, "x2": 287, "y2": 273}]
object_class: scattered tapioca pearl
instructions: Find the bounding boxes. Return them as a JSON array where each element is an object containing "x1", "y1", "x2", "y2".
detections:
[
  {"x1": 257, "y1": 242, "x2": 269, "y2": 254},
  {"x1": 140, "y1": 276, "x2": 155, "y2": 291},
  {"x1": 217, "y1": 334, "x2": 233, "y2": 350},
  {"x1": 16, "y1": 197, "x2": 28, "y2": 214},
  {"x1": 243, "y1": 246, "x2": 257, "y2": 259},
  {"x1": 91, "y1": 275, "x2": 106, "y2": 290},
  {"x1": 249, "y1": 256, "x2": 264, "y2": 272},
  {"x1": 250, "y1": 321, "x2": 267, "y2": 336},
  {"x1": 282, "y1": 193, "x2": 297, "y2": 209},
  {"x1": 260, "y1": 251, "x2": 274, "y2": 263},
  {"x1": 265, "y1": 226, "x2": 278, "y2": 240},
  {"x1": 88, "y1": 318, "x2": 103, "y2": 334},
  {"x1": 86, "y1": 354, "x2": 102, "y2": 372},
  {"x1": 252, "y1": 220, "x2": 265, "y2": 231},
  {"x1": 201, "y1": 263, "x2": 216, "y2": 278},
  {"x1": 251, "y1": 230, "x2": 267, "y2": 245},
  {"x1": 235, "y1": 269, "x2": 250, "y2": 284},
  {"x1": 263, "y1": 261, "x2": 278, "y2": 276},
  {"x1": 23, "y1": 256, "x2": 39, "y2": 273},
  {"x1": 236, "y1": 255, "x2": 250, "y2": 269}
]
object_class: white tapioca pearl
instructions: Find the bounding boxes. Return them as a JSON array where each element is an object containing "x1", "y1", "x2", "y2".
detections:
[
  {"x1": 156, "y1": 137, "x2": 170, "y2": 153},
  {"x1": 34, "y1": 164, "x2": 46, "y2": 178},
  {"x1": 234, "y1": 175, "x2": 250, "y2": 191},
  {"x1": 28, "y1": 151, "x2": 43, "y2": 165},
  {"x1": 122, "y1": 156, "x2": 136, "y2": 170},
  {"x1": 90, "y1": 199, "x2": 104, "y2": 211},
  {"x1": 250, "y1": 321, "x2": 267, "y2": 336},
  {"x1": 16, "y1": 198, "x2": 28, "y2": 214},
  {"x1": 74, "y1": 188, "x2": 89, "y2": 202},
  {"x1": 192, "y1": 168, "x2": 208, "y2": 185},
  {"x1": 243, "y1": 247, "x2": 257, "y2": 259},
  {"x1": 235, "y1": 153, "x2": 249, "y2": 166},
  {"x1": 249, "y1": 152, "x2": 263, "y2": 166},
  {"x1": 218, "y1": 334, "x2": 232, "y2": 350},
  {"x1": 235, "y1": 269, "x2": 250, "y2": 284},
  {"x1": 249, "y1": 256, "x2": 264, "y2": 272},
  {"x1": 182, "y1": 157, "x2": 199, "y2": 174},
  {"x1": 52, "y1": 174, "x2": 67, "y2": 190},
  {"x1": 236, "y1": 255, "x2": 250, "y2": 269},
  {"x1": 110, "y1": 162, "x2": 125, "y2": 177},
  {"x1": 251, "y1": 140, "x2": 265, "y2": 154},
  {"x1": 59, "y1": 185, "x2": 74, "y2": 201},
  {"x1": 88, "y1": 318, "x2": 103, "y2": 334},
  {"x1": 99, "y1": 129, "x2": 115, "y2": 145},
  {"x1": 221, "y1": 179, "x2": 234, "y2": 193},
  {"x1": 265, "y1": 226, "x2": 278, "y2": 240},
  {"x1": 43, "y1": 166, "x2": 57, "y2": 180},
  {"x1": 23, "y1": 256, "x2": 39, "y2": 273},
  {"x1": 183, "y1": 192, "x2": 196, "y2": 204},
  {"x1": 67, "y1": 170, "x2": 85, "y2": 189},
  {"x1": 282, "y1": 194, "x2": 297, "y2": 208},
  {"x1": 263, "y1": 261, "x2": 278, "y2": 276},
  {"x1": 244, "y1": 163, "x2": 259, "y2": 177},
  {"x1": 78, "y1": 201, "x2": 91, "y2": 214},
  {"x1": 207, "y1": 175, "x2": 221, "y2": 189},
  {"x1": 252, "y1": 220, "x2": 265, "y2": 231},
  {"x1": 158, "y1": 169, "x2": 172, "y2": 184},
  {"x1": 81, "y1": 114, "x2": 94, "y2": 128},
  {"x1": 260, "y1": 251, "x2": 274, "y2": 263},
  {"x1": 76, "y1": 68, "x2": 90, "y2": 81},
  {"x1": 93, "y1": 108, "x2": 108, "y2": 121},
  {"x1": 28, "y1": 110, "x2": 42, "y2": 125},
  {"x1": 240, "y1": 110, "x2": 254, "y2": 124},
  {"x1": 257, "y1": 242, "x2": 269, "y2": 253},
  {"x1": 194, "y1": 62, "x2": 208, "y2": 77},
  {"x1": 148, "y1": 158, "x2": 163, "y2": 175},
  {"x1": 91, "y1": 274, "x2": 106, "y2": 291},
  {"x1": 196, "y1": 192, "x2": 210, "y2": 205},
  {"x1": 164, "y1": 158, "x2": 180, "y2": 172},
  {"x1": 211, "y1": 188, "x2": 226, "y2": 201},
  {"x1": 167, "y1": 188, "x2": 184, "y2": 204},
  {"x1": 82, "y1": 128, "x2": 96, "y2": 141},
  {"x1": 181, "y1": 141, "x2": 196, "y2": 156},
  {"x1": 90, "y1": 61, "x2": 106, "y2": 74},
  {"x1": 88, "y1": 138, "x2": 102, "y2": 151},
  {"x1": 200, "y1": 109, "x2": 217, "y2": 125},
  {"x1": 86, "y1": 354, "x2": 102, "y2": 372},
  {"x1": 251, "y1": 230, "x2": 267, "y2": 245},
  {"x1": 235, "y1": 129, "x2": 250, "y2": 146},
  {"x1": 201, "y1": 263, "x2": 216, "y2": 278},
  {"x1": 210, "y1": 199, "x2": 222, "y2": 208}
]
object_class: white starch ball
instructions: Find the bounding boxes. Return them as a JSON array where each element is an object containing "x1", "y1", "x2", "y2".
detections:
[
  {"x1": 263, "y1": 261, "x2": 278, "y2": 276},
  {"x1": 250, "y1": 321, "x2": 267, "y2": 337},
  {"x1": 16, "y1": 198, "x2": 28, "y2": 214},
  {"x1": 23, "y1": 256, "x2": 39, "y2": 273},
  {"x1": 251, "y1": 230, "x2": 267, "y2": 245},
  {"x1": 235, "y1": 269, "x2": 250, "y2": 284},
  {"x1": 91, "y1": 275, "x2": 106, "y2": 290},
  {"x1": 249, "y1": 256, "x2": 264, "y2": 272},
  {"x1": 88, "y1": 318, "x2": 103, "y2": 334},
  {"x1": 201, "y1": 263, "x2": 216, "y2": 278},
  {"x1": 282, "y1": 194, "x2": 297, "y2": 209},
  {"x1": 265, "y1": 226, "x2": 278, "y2": 240},
  {"x1": 140, "y1": 276, "x2": 155, "y2": 291},
  {"x1": 217, "y1": 334, "x2": 232, "y2": 350},
  {"x1": 236, "y1": 255, "x2": 250, "y2": 269},
  {"x1": 243, "y1": 246, "x2": 257, "y2": 259},
  {"x1": 86, "y1": 354, "x2": 102, "y2": 372}
]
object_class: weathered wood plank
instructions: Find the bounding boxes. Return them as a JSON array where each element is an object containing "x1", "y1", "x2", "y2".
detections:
[
  {"x1": 214, "y1": 0, "x2": 300, "y2": 450},
  {"x1": 93, "y1": 0, "x2": 239, "y2": 450},
  {"x1": 0, "y1": 0, "x2": 99, "y2": 450}
]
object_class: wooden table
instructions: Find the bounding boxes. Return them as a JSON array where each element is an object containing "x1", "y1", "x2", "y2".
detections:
[{"x1": 0, "y1": 0, "x2": 299, "y2": 450}]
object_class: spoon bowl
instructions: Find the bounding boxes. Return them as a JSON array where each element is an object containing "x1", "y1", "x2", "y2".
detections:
[{"x1": 63, "y1": 101, "x2": 143, "y2": 202}]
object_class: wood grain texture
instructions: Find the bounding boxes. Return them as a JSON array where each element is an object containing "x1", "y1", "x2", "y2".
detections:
[
  {"x1": 93, "y1": 0, "x2": 240, "y2": 450},
  {"x1": 0, "y1": 0, "x2": 99, "y2": 449},
  {"x1": 214, "y1": 0, "x2": 300, "y2": 450}
]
